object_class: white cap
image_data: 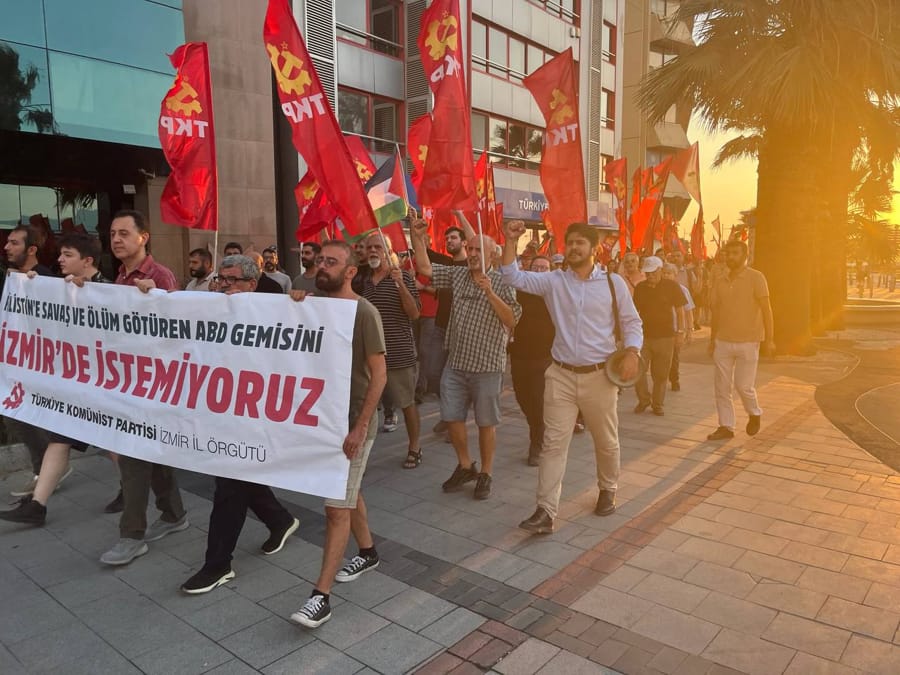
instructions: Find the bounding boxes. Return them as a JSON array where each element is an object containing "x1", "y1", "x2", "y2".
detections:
[{"x1": 640, "y1": 256, "x2": 663, "y2": 273}]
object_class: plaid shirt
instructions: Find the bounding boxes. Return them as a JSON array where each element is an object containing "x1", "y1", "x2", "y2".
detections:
[{"x1": 432, "y1": 264, "x2": 521, "y2": 373}]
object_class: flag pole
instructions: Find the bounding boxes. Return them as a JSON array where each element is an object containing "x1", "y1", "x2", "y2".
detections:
[{"x1": 476, "y1": 211, "x2": 486, "y2": 274}]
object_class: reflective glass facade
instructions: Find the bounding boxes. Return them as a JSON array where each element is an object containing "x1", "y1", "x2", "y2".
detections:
[{"x1": 0, "y1": 0, "x2": 183, "y2": 147}]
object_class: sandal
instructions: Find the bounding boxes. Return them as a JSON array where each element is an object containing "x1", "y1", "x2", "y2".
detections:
[{"x1": 402, "y1": 449, "x2": 422, "y2": 469}]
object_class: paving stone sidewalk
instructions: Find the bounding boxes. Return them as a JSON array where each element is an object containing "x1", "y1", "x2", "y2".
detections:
[{"x1": 2, "y1": 329, "x2": 900, "y2": 674}]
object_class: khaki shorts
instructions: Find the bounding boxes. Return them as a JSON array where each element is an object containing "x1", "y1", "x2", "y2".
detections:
[
  {"x1": 384, "y1": 365, "x2": 417, "y2": 410},
  {"x1": 324, "y1": 439, "x2": 374, "y2": 509}
]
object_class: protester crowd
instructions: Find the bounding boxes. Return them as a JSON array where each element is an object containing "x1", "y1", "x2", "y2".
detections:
[{"x1": 0, "y1": 209, "x2": 774, "y2": 629}]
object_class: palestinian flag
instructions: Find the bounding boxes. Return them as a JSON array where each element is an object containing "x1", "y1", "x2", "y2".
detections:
[{"x1": 364, "y1": 149, "x2": 408, "y2": 228}]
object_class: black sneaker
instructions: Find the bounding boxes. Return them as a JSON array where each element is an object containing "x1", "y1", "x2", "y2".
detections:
[
  {"x1": 0, "y1": 496, "x2": 46, "y2": 525},
  {"x1": 335, "y1": 554, "x2": 380, "y2": 583},
  {"x1": 181, "y1": 567, "x2": 235, "y2": 594},
  {"x1": 261, "y1": 517, "x2": 299, "y2": 555},
  {"x1": 442, "y1": 463, "x2": 478, "y2": 492},
  {"x1": 474, "y1": 473, "x2": 492, "y2": 500},
  {"x1": 291, "y1": 593, "x2": 331, "y2": 628},
  {"x1": 746, "y1": 415, "x2": 761, "y2": 436}
]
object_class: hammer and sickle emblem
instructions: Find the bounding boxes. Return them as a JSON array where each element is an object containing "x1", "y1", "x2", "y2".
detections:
[
  {"x1": 476, "y1": 177, "x2": 485, "y2": 199},
  {"x1": 266, "y1": 42, "x2": 313, "y2": 96},
  {"x1": 165, "y1": 79, "x2": 202, "y2": 116},
  {"x1": 612, "y1": 176, "x2": 626, "y2": 201},
  {"x1": 424, "y1": 13, "x2": 459, "y2": 61},
  {"x1": 302, "y1": 180, "x2": 318, "y2": 201},
  {"x1": 355, "y1": 160, "x2": 373, "y2": 182},
  {"x1": 3, "y1": 382, "x2": 24, "y2": 410},
  {"x1": 418, "y1": 144, "x2": 428, "y2": 163},
  {"x1": 549, "y1": 89, "x2": 574, "y2": 126}
]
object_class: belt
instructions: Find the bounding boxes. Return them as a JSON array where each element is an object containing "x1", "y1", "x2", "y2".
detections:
[{"x1": 553, "y1": 359, "x2": 606, "y2": 374}]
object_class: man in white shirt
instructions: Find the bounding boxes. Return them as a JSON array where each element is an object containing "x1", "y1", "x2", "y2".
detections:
[{"x1": 501, "y1": 220, "x2": 643, "y2": 533}]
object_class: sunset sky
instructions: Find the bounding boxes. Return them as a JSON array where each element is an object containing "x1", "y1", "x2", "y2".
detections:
[{"x1": 679, "y1": 119, "x2": 900, "y2": 250}]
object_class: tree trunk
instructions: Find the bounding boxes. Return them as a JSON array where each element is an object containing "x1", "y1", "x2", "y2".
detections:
[{"x1": 754, "y1": 131, "x2": 817, "y2": 355}]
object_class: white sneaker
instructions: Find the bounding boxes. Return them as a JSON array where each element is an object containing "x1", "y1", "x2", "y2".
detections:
[
  {"x1": 10, "y1": 475, "x2": 38, "y2": 498},
  {"x1": 100, "y1": 538, "x2": 149, "y2": 566},
  {"x1": 53, "y1": 467, "x2": 74, "y2": 492}
]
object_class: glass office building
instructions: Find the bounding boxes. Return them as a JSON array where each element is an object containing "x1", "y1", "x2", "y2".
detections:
[{"x1": 0, "y1": 0, "x2": 184, "y2": 236}]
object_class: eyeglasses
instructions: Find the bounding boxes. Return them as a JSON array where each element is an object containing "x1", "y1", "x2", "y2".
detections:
[
  {"x1": 314, "y1": 256, "x2": 343, "y2": 268},
  {"x1": 215, "y1": 275, "x2": 252, "y2": 285}
]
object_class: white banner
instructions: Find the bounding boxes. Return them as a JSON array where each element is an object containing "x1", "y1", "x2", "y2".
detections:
[{"x1": 0, "y1": 274, "x2": 356, "y2": 499}]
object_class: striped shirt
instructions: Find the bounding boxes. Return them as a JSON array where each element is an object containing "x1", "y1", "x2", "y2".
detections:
[
  {"x1": 361, "y1": 270, "x2": 420, "y2": 369},
  {"x1": 432, "y1": 265, "x2": 521, "y2": 373}
]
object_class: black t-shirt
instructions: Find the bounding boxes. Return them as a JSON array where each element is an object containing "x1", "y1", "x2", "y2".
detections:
[
  {"x1": 508, "y1": 292, "x2": 554, "y2": 360},
  {"x1": 255, "y1": 274, "x2": 284, "y2": 294},
  {"x1": 427, "y1": 249, "x2": 468, "y2": 329},
  {"x1": 633, "y1": 278, "x2": 687, "y2": 339}
]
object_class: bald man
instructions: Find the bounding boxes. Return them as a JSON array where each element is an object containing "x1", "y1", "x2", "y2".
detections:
[{"x1": 411, "y1": 220, "x2": 521, "y2": 500}]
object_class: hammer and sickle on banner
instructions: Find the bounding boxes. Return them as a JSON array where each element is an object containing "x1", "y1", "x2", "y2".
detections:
[
  {"x1": 418, "y1": 145, "x2": 428, "y2": 163},
  {"x1": 613, "y1": 176, "x2": 626, "y2": 201},
  {"x1": 165, "y1": 79, "x2": 202, "y2": 117},
  {"x1": 266, "y1": 42, "x2": 313, "y2": 96},
  {"x1": 355, "y1": 160, "x2": 373, "y2": 182},
  {"x1": 549, "y1": 89, "x2": 574, "y2": 126},
  {"x1": 302, "y1": 180, "x2": 318, "y2": 201},
  {"x1": 2, "y1": 382, "x2": 24, "y2": 410},
  {"x1": 424, "y1": 13, "x2": 459, "y2": 61}
]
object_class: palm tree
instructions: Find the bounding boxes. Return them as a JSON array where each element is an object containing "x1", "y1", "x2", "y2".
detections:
[{"x1": 638, "y1": 0, "x2": 900, "y2": 354}]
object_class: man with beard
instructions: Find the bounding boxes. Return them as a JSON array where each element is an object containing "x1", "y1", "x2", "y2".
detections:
[
  {"x1": 3, "y1": 224, "x2": 54, "y2": 498},
  {"x1": 247, "y1": 251, "x2": 284, "y2": 294},
  {"x1": 411, "y1": 220, "x2": 521, "y2": 500},
  {"x1": 360, "y1": 233, "x2": 422, "y2": 468},
  {"x1": 180, "y1": 254, "x2": 300, "y2": 594},
  {"x1": 501, "y1": 221, "x2": 642, "y2": 534},
  {"x1": 185, "y1": 248, "x2": 214, "y2": 291},
  {"x1": 289, "y1": 240, "x2": 386, "y2": 628},
  {"x1": 292, "y1": 241, "x2": 321, "y2": 292},
  {"x1": 707, "y1": 240, "x2": 775, "y2": 441},
  {"x1": 100, "y1": 209, "x2": 188, "y2": 566},
  {"x1": 508, "y1": 255, "x2": 555, "y2": 467},
  {"x1": 262, "y1": 245, "x2": 291, "y2": 292}
]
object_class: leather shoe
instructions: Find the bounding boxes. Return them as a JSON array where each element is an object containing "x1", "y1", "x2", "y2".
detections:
[
  {"x1": 707, "y1": 426, "x2": 735, "y2": 441},
  {"x1": 634, "y1": 402, "x2": 649, "y2": 414},
  {"x1": 519, "y1": 507, "x2": 555, "y2": 534},
  {"x1": 652, "y1": 407, "x2": 664, "y2": 416},
  {"x1": 595, "y1": 490, "x2": 616, "y2": 516},
  {"x1": 746, "y1": 415, "x2": 761, "y2": 436}
]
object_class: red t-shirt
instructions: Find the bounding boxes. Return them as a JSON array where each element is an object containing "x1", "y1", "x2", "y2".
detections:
[
  {"x1": 115, "y1": 254, "x2": 178, "y2": 290},
  {"x1": 417, "y1": 274, "x2": 438, "y2": 318}
]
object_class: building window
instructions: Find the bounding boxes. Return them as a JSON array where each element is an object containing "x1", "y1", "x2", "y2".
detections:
[
  {"x1": 650, "y1": 0, "x2": 670, "y2": 18},
  {"x1": 336, "y1": 0, "x2": 402, "y2": 57},
  {"x1": 531, "y1": 0, "x2": 580, "y2": 25},
  {"x1": 472, "y1": 18, "x2": 557, "y2": 82},
  {"x1": 338, "y1": 88, "x2": 400, "y2": 153},
  {"x1": 602, "y1": 21, "x2": 616, "y2": 64},
  {"x1": 472, "y1": 111, "x2": 542, "y2": 171},
  {"x1": 649, "y1": 50, "x2": 676, "y2": 69},
  {"x1": 600, "y1": 154, "x2": 613, "y2": 191},
  {"x1": 600, "y1": 89, "x2": 615, "y2": 129}
]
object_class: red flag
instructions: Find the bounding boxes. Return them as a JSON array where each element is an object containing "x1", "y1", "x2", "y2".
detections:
[
  {"x1": 670, "y1": 142, "x2": 701, "y2": 205},
  {"x1": 632, "y1": 157, "x2": 672, "y2": 253},
  {"x1": 523, "y1": 47, "x2": 587, "y2": 253},
  {"x1": 712, "y1": 215, "x2": 722, "y2": 244},
  {"x1": 604, "y1": 158, "x2": 628, "y2": 256},
  {"x1": 408, "y1": 114, "x2": 432, "y2": 195},
  {"x1": 159, "y1": 42, "x2": 218, "y2": 230},
  {"x1": 381, "y1": 221, "x2": 409, "y2": 253},
  {"x1": 417, "y1": 0, "x2": 477, "y2": 210},
  {"x1": 473, "y1": 153, "x2": 503, "y2": 244},
  {"x1": 264, "y1": 0, "x2": 377, "y2": 237},
  {"x1": 690, "y1": 206, "x2": 707, "y2": 261}
]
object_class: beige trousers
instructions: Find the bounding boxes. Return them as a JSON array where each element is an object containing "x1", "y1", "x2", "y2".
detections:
[
  {"x1": 537, "y1": 363, "x2": 620, "y2": 519},
  {"x1": 713, "y1": 340, "x2": 762, "y2": 430}
]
